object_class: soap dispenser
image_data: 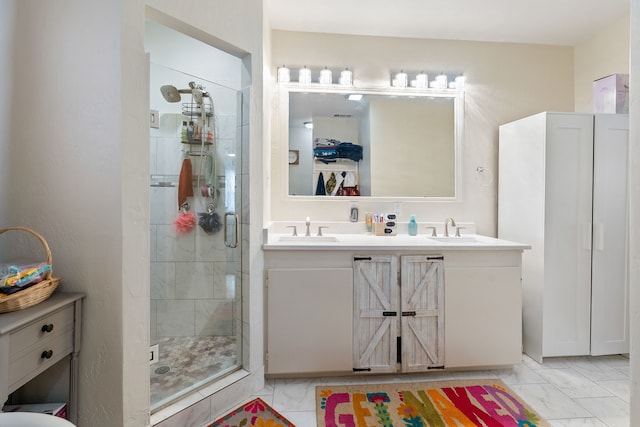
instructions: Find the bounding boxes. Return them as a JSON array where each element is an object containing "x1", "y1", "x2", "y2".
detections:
[{"x1": 408, "y1": 215, "x2": 418, "y2": 236}]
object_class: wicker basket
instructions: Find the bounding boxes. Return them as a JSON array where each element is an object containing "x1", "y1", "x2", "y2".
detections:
[{"x1": 0, "y1": 227, "x2": 60, "y2": 313}]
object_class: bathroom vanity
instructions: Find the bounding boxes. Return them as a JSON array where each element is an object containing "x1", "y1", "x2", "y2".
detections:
[{"x1": 263, "y1": 231, "x2": 529, "y2": 377}]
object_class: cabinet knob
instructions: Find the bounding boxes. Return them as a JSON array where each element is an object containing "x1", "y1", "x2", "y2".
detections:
[
  {"x1": 41, "y1": 323, "x2": 54, "y2": 333},
  {"x1": 41, "y1": 350, "x2": 53, "y2": 359}
]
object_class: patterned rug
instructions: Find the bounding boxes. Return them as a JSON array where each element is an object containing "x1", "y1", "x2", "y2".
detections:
[
  {"x1": 317, "y1": 379, "x2": 550, "y2": 427},
  {"x1": 209, "y1": 397, "x2": 295, "y2": 427}
]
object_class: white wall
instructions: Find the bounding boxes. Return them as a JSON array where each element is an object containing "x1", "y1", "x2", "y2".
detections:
[
  {"x1": 629, "y1": 0, "x2": 639, "y2": 422},
  {"x1": 574, "y1": 12, "x2": 630, "y2": 113},
  {"x1": 4, "y1": 2, "x2": 146, "y2": 426},
  {"x1": 0, "y1": 0, "x2": 15, "y2": 236}
]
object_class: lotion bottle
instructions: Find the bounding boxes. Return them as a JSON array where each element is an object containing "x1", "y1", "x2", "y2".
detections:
[{"x1": 408, "y1": 215, "x2": 418, "y2": 236}]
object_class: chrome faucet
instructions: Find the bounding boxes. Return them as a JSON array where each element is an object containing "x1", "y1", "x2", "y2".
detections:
[
  {"x1": 305, "y1": 216, "x2": 311, "y2": 236},
  {"x1": 444, "y1": 217, "x2": 456, "y2": 237}
]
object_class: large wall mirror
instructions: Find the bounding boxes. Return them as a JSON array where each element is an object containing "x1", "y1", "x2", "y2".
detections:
[{"x1": 285, "y1": 85, "x2": 464, "y2": 199}]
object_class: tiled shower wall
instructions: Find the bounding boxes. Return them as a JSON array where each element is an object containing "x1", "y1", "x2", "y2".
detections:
[{"x1": 149, "y1": 107, "x2": 242, "y2": 342}]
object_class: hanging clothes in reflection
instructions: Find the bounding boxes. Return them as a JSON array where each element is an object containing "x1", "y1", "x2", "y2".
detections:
[{"x1": 315, "y1": 172, "x2": 326, "y2": 195}]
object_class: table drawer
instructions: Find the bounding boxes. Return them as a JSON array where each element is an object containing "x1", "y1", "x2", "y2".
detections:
[
  {"x1": 8, "y1": 305, "x2": 74, "y2": 358},
  {"x1": 8, "y1": 327, "x2": 74, "y2": 391}
]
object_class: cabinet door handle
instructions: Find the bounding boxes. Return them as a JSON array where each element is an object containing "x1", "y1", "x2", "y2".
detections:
[
  {"x1": 402, "y1": 311, "x2": 417, "y2": 316},
  {"x1": 41, "y1": 323, "x2": 54, "y2": 333},
  {"x1": 41, "y1": 350, "x2": 54, "y2": 359}
]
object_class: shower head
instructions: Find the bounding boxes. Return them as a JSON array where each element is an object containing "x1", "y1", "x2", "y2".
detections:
[
  {"x1": 160, "y1": 83, "x2": 210, "y2": 104},
  {"x1": 160, "y1": 85, "x2": 193, "y2": 103},
  {"x1": 160, "y1": 85, "x2": 182, "y2": 103}
]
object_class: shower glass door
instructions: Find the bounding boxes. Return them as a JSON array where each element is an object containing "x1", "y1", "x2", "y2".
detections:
[{"x1": 149, "y1": 63, "x2": 243, "y2": 411}]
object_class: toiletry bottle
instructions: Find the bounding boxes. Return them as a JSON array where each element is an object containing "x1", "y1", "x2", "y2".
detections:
[
  {"x1": 408, "y1": 215, "x2": 418, "y2": 236},
  {"x1": 181, "y1": 121, "x2": 188, "y2": 143},
  {"x1": 187, "y1": 121, "x2": 194, "y2": 142}
]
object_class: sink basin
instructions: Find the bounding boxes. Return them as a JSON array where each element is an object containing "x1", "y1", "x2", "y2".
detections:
[
  {"x1": 428, "y1": 236, "x2": 478, "y2": 243},
  {"x1": 278, "y1": 235, "x2": 339, "y2": 242}
]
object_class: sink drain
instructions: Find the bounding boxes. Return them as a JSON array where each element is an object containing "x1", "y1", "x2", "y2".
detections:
[{"x1": 154, "y1": 365, "x2": 170, "y2": 375}]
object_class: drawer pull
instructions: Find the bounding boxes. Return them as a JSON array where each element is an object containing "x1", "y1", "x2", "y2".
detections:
[
  {"x1": 41, "y1": 350, "x2": 54, "y2": 359},
  {"x1": 41, "y1": 323, "x2": 54, "y2": 333}
]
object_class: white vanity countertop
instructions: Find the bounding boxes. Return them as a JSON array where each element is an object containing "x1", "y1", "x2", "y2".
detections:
[{"x1": 263, "y1": 232, "x2": 531, "y2": 251}]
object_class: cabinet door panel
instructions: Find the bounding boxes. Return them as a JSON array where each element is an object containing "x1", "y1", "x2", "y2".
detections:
[
  {"x1": 591, "y1": 114, "x2": 629, "y2": 355},
  {"x1": 445, "y1": 266, "x2": 522, "y2": 368},
  {"x1": 400, "y1": 255, "x2": 444, "y2": 372},
  {"x1": 266, "y1": 268, "x2": 353, "y2": 375},
  {"x1": 353, "y1": 255, "x2": 398, "y2": 373}
]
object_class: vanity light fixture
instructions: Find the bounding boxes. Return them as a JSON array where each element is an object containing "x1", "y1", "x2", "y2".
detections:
[
  {"x1": 339, "y1": 68, "x2": 353, "y2": 86},
  {"x1": 347, "y1": 93, "x2": 363, "y2": 101},
  {"x1": 434, "y1": 73, "x2": 448, "y2": 90},
  {"x1": 277, "y1": 65, "x2": 290, "y2": 83},
  {"x1": 392, "y1": 71, "x2": 408, "y2": 88},
  {"x1": 298, "y1": 66, "x2": 312, "y2": 84},
  {"x1": 319, "y1": 67, "x2": 333, "y2": 85},
  {"x1": 304, "y1": 121, "x2": 314, "y2": 129},
  {"x1": 454, "y1": 75, "x2": 466, "y2": 90},
  {"x1": 415, "y1": 72, "x2": 429, "y2": 89}
]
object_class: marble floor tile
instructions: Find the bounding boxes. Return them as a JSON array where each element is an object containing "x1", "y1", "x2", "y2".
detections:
[
  {"x1": 495, "y1": 362, "x2": 547, "y2": 385},
  {"x1": 534, "y1": 368, "x2": 613, "y2": 399},
  {"x1": 595, "y1": 379, "x2": 630, "y2": 402},
  {"x1": 574, "y1": 396, "x2": 630, "y2": 427},
  {"x1": 565, "y1": 357, "x2": 630, "y2": 381},
  {"x1": 272, "y1": 378, "x2": 324, "y2": 412},
  {"x1": 281, "y1": 410, "x2": 317, "y2": 426},
  {"x1": 506, "y1": 383, "x2": 594, "y2": 419},
  {"x1": 548, "y1": 418, "x2": 608, "y2": 426}
]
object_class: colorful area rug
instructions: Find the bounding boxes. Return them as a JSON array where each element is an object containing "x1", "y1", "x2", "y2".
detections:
[
  {"x1": 317, "y1": 379, "x2": 550, "y2": 427},
  {"x1": 209, "y1": 397, "x2": 295, "y2": 427}
]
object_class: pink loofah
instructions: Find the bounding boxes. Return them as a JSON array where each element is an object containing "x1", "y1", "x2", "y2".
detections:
[{"x1": 174, "y1": 210, "x2": 197, "y2": 234}]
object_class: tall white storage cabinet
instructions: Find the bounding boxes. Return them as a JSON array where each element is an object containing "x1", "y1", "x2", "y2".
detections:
[{"x1": 498, "y1": 112, "x2": 629, "y2": 362}]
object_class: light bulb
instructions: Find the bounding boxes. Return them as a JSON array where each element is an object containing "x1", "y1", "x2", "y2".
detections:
[
  {"x1": 435, "y1": 73, "x2": 447, "y2": 90},
  {"x1": 415, "y1": 73, "x2": 428, "y2": 89},
  {"x1": 319, "y1": 67, "x2": 332, "y2": 85},
  {"x1": 298, "y1": 66, "x2": 312, "y2": 84},
  {"x1": 277, "y1": 65, "x2": 290, "y2": 83},
  {"x1": 455, "y1": 75, "x2": 467, "y2": 90},
  {"x1": 393, "y1": 71, "x2": 408, "y2": 88},
  {"x1": 339, "y1": 68, "x2": 353, "y2": 86}
]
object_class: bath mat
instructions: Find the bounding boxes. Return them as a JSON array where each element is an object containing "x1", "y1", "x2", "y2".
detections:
[
  {"x1": 316, "y1": 379, "x2": 550, "y2": 427},
  {"x1": 209, "y1": 397, "x2": 295, "y2": 427}
]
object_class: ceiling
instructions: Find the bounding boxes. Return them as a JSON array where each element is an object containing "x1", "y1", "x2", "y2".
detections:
[{"x1": 268, "y1": 0, "x2": 629, "y2": 46}]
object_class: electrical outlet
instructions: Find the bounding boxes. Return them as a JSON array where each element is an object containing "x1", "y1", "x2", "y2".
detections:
[
  {"x1": 150, "y1": 109, "x2": 160, "y2": 129},
  {"x1": 392, "y1": 202, "x2": 402, "y2": 216},
  {"x1": 149, "y1": 344, "x2": 159, "y2": 365}
]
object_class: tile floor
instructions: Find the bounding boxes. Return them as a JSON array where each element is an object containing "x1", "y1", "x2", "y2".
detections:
[
  {"x1": 151, "y1": 335, "x2": 238, "y2": 410},
  {"x1": 251, "y1": 354, "x2": 630, "y2": 427}
]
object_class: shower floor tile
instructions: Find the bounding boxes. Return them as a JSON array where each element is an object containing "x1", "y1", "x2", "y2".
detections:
[{"x1": 150, "y1": 335, "x2": 238, "y2": 409}]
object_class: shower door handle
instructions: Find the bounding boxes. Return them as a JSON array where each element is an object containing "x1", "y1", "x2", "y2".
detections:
[{"x1": 224, "y1": 212, "x2": 239, "y2": 248}]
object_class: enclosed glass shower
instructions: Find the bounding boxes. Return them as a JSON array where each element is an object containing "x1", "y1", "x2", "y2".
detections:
[{"x1": 149, "y1": 60, "x2": 243, "y2": 410}]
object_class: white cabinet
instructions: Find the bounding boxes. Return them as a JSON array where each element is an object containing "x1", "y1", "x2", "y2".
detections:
[
  {"x1": 498, "y1": 112, "x2": 629, "y2": 361},
  {"x1": 444, "y1": 266, "x2": 522, "y2": 368},
  {"x1": 266, "y1": 268, "x2": 353, "y2": 375},
  {"x1": 0, "y1": 293, "x2": 84, "y2": 424},
  {"x1": 352, "y1": 255, "x2": 444, "y2": 373}
]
